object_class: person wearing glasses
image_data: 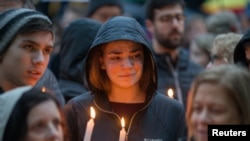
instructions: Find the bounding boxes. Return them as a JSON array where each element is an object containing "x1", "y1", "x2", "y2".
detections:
[{"x1": 144, "y1": 0, "x2": 203, "y2": 108}]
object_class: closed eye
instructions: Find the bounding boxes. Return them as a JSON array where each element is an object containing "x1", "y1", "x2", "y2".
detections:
[{"x1": 110, "y1": 56, "x2": 121, "y2": 61}]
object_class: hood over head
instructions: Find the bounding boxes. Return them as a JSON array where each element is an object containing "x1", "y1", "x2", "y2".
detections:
[
  {"x1": 233, "y1": 29, "x2": 250, "y2": 68},
  {"x1": 0, "y1": 86, "x2": 32, "y2": 141},
  {"x1": 59, "y1": 18, "x2": 101, "y2": 84},
  {"x1": 85, "y1": 16, "x2": 157, "y2": 100}
]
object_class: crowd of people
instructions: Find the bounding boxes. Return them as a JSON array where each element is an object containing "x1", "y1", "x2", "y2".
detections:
[{"x1": 1, "y1": 0, "x2": 250, "y2": 141}]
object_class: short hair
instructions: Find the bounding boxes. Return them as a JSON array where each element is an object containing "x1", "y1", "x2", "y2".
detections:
[
  {"x1": 186, "y1": 64, "x2": 250, "y2": 140},
  {"x1": 192, "y1": 33, "x2": 215, "y2": 58},
  {"x1": 206, "y1": 10, "x2": 241, "y2": 35},
  {"x1": 3, "y1": 87, "x2": 68, "y2": 141},
  {"x1": 211, "y1": 33, "x2": 242, "y2": 63},
  {"x1": 86, "y1": 0, "x2": 123, "y2": 17},
  {"x1": 144, "y1": 0, "x2": 185, "y2": 21}
]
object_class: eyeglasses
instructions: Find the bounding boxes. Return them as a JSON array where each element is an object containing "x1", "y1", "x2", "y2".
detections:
[{"x1": 157, "y1": 13, "x2": 185, "y2": 23}]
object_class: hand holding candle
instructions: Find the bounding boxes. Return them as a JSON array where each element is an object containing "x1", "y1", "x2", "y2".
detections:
[
  {"x1": 119, "y1": 117, "x2": 126, "y2": 141},
  {"x1": 83, "y1": 107, "x2": 95, "y2": 141}
]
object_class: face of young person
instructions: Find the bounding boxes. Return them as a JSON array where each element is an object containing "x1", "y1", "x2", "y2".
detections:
[
  {"x1": 90, "y1": 5, "x2": 122, "y2": 23},
  {"x1": 190, "y1": 83, "x2": 241, "y2": 141},
  {"x1": 147, "y1": 4, "x2": 185, "y2": 50},
  {"x1": 189, "y1": 41, "x2": 210, "y2": 68},
  {"x1": 26, "y1": 100, "x2": 63, "y2": 141},
  {"x1": 0, "y1": 31, "x2": 53, "y2": 89},
  {"x1": 100, "y1": 40, "x2": 144, "y2": 89}
]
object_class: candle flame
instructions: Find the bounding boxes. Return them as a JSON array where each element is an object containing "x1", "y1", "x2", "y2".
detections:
[
  {"x1": 167, "y1": 88, "x2": 174, "y2": 98},
  {"x1": 42, "y1": 87, "x2": 46, "y2": 93},
  {"x1": 90, "y1": 107, "x2": 96, "y2": 119},
  {"x1": 121, "y1": 117, "x2": 125, "y2": 128}
]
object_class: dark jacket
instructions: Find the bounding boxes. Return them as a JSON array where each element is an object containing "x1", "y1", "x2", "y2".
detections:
[
  {"x1": 234, "y1": 29, "x2": 250, "y2": 69},
  {"x1": 0, "y1": 68, "x2": 65, "y2": 106},
  {"x1": 35, "y1": 68, "x2": 65, "y2": 105},
  {"x1": 155, "y1": 48, "x2": 204, "y2": 108},
  {"x1": 59, "y1": 18, "x2": 101, "y2": 103},
  {"x1": 64, "y1": 16, "x2": 186, "y2": 141}
]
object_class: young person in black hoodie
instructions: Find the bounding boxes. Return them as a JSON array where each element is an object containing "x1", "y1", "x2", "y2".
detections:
[{"x1": 64, "y1": 16, "x2": 186, "y2": 141}]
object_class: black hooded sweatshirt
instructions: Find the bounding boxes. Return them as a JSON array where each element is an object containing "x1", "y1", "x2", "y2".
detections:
[
  {"x1": 234, "y1": 29, "x2": 250, "y2": 69},
  {"x1": 64, "y1": 16, "x2": 186, "y2": 141},
  {"x1": 59, "y1": 18, "x2": 101, "y2": 103}
]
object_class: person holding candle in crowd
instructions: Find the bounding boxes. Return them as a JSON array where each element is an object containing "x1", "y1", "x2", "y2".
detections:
[
  {"x1": 183, "y1": 64, "x2": 250, "y2": 141},
  {"x1": 0, "y1": 86, "x2": 68, "y2": 141},
  {"x1": 64, "y1": 16, "x2": 186, "y2": 141},
  {"x1": 144, "y1": 0, "x2": 204, "y2": 108}
]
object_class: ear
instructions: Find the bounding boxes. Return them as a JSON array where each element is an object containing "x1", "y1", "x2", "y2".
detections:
[
  {"x1": 145, "y1": 19, "x2": 154, "y2": 35},
  {"x1": 99, "y1": 57, "x2": 106, "y2": 70}
]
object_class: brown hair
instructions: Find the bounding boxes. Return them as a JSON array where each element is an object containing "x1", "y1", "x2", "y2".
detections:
[
  {"x1": 86, "y1": 41, "x2": 157, "y2": 99},
  {"x1": 186, "y1": 64, "x2": 250, "y2": 140}
]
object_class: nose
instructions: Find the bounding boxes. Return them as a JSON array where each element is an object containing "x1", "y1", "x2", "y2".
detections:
[
  {"x1": 197, "y1": 109, "x2": 211, "y2": 124},
  {"x1": 32, "y1": 51, "x2": 45, "y2": 65},
  {"x1": 46, "y1": 123, "x2": 62, "y2": 140},
  {"x1": 172, "y1": 18, "x2": 180, "y2": 27},
  {"x1": 121, "y1": 58, "x2": 133, "y2": 68}
]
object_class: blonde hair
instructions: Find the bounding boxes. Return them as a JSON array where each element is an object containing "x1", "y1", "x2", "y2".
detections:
[
  {"x1": 212, "y1": 33, "x2": 242, "y2": 63},
  {"x1": 186, "y1": 64, "x2": 250, "y2": 140}
]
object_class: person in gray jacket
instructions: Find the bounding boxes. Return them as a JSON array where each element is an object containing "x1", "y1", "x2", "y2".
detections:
[{"x1": 64, "y1": 16, "x2": 186, "y2": 141}]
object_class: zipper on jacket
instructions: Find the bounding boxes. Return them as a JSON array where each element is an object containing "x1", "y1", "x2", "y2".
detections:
[
  {"x1": 94, "y1": 95, "x2": 154, "y2": 140},
  {"x1": 165, "y1": 56, "x2": 183, "y2": 105}
]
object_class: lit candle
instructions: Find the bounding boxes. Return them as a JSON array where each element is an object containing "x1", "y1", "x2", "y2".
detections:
[
  {"x1": 42, "y1": 87, "x2": 46, "y2": 93},
  {"x1": 119, "y1": 117, "x2": 126, "y2": 141},
  {"x1": 167, "y1": 88, "x2": 174, "y2": 99},
  {"x1": 83, "y1": 107, "x2": 95, "y2": 141}
]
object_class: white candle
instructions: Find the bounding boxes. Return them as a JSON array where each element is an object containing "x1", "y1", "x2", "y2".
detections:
[
  {"x1": 83, "y1": 107, "x2": 95, "y2": 141},
  {"x1": 167, "y1": 88, "x2": 174, "y2": 99},
  {"x1": 119, "y1": 117, "x2": 126, "y2": 141}
]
